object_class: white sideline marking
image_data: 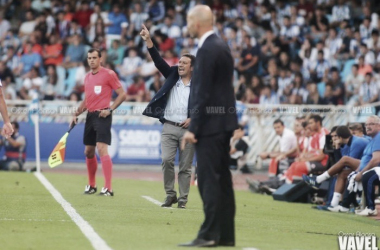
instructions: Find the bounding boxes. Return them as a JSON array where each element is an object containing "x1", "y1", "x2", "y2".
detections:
[
  {"x1": 34, "y1": 172, "x2": 112, "y2": 250},
  {"x1": 142, "y1": 195, "x2": 173, "y2": 209},
  {"x1": 0, "y1": 218, "x2": 71, "y2": 222}
]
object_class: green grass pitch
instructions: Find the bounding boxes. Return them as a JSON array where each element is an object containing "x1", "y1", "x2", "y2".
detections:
[{"x1": 0, "y1": 171, "x2": 378, "y2": 250}]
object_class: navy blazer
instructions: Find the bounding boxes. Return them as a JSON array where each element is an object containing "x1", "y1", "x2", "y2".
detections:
[
  {"x1": 142, "y1": 46, "x2": 191, "y2": 123},
  {"x1": 188, "y1": 34, "x2": 238, "y2": 136}
]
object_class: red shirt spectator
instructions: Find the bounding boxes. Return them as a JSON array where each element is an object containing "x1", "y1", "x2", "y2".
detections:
[
  {"x1": 73, "y1": 1, "x2": 93, "y2": 29},
  {"x1": 43, "y1": 35, "x2": 64, "y2": 66}
]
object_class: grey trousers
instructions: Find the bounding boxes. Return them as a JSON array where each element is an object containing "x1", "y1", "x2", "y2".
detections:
[{"x1": 161, "y1": 123, "x2": 195, "y2": 202}]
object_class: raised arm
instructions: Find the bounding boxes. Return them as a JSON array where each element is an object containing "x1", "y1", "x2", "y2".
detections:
[{"x1": 140, "y1": 24, "x2": 172, "y2": 78}]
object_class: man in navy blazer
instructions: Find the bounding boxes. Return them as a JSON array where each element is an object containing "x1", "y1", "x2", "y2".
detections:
[
  {"x1": 180, "y1": 5, "x2": 238, "y2": 248},
  {"x1": 141, "y1": 24, "x2": 195, "y2": 209}
]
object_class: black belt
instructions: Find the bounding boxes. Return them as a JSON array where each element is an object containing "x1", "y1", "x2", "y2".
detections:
[
  {"x1": 165, "y1": 120, "x2": 182, "y2": 127},
  {"x1": 88, "y1": 108, "x2": 110, "y2": 113}
]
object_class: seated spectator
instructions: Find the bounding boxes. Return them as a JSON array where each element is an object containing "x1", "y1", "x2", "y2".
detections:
[
  {"x1": 279, "y1": 15, "x2": 300, "y2": 58},
  {"x1": 0, "y1": 11, "x2": 10, "y2": 41},
  {"x1": 107, "y1": 40, "x2": 125, "y2": 66},
  {"x1": 19, "y1": 66, "x2": 43, "y2": 100},
  {"x1": 163, "y1": 50, "x2": 179, "y2": 67},
  {"x1": 304, "y1": 116, "x2": 380, "y2": 212},
  {"x1": 259, "y1": 85, "x2": 279, "y2": 105},
  {"x1": 0, "y1": 77, "x2": 17, "y2": 100},
  {"x1": 359, "y1": 167, "x2": 380, "y2": 216},
  {"x1": 329, "y1": 67, "x2": 345, "y2": 105},
  {"x1": 0, "y1": 122, "x2": 26, "y2": 171},
  {"x1": 148, "y1": 72, "x2": 163, "y2": 99},
  {"x1": 284, "y1": 115, "x2": 329, "y2": 183},
  {"x1": 309, "y1": 7, "x2": 329, "y2": 39},
  {"x1": 160, "y1": 15, "x2": 181, "y2": 39},
  {"x1": 1, "y1": 29, "x2": 21, "y2": 52},
  {"x1": 322, "y1": 84, "x2": 335, "y2": 105},
  {"x1": 359, "y1": 43, "x2": 375, "y2": 67},
  {"x1": 237, "y1": 35, "x2": 259, "y2": 79},
  {"x1": 56, "y1": 11, "x2": 70, "y2": 39},
  {"x1": 357, "y1": 55, "x2": 373, "y2": 76},
  {"x1": 145, "y1": 0, "x2": 165, "y2": 22},
  {"x1": 359, "y1": 72, "x2": 379, "y2": 105},
  {"x1": 0, "y1": 61, "x2": 15, "y2": 85},
  {"x1": 18, "y1": 41, "x2": 43, "y2": 77},
  {"x1": 153, "y1": 30, "x2": 175, "y2": 52},
  {"x1": 128, "y1": 2, "x2": 149, "y2": 35},
  {"x1": 289, "y1": 72, "x2": 308, "y2": 104},
  {"x1": 261, "y1": 29, "x2": 281, "y2": 64},
  {"x1": 126, "y1": 76, "x2": 146, "y2": 102},
  {"x1": 2, "y1": 46, "x2": 21, "y2": 75},
  {"x1": 359, "y1": 17, "x2": 373, "y2": 44},
  {"x1": 73, "y1": 0, "x2": 93, "y2": 30},
  {"x1": 42, "y1": 34, "x2": 63, "y2": 66},
  {"x1": 306, "y1": 82, "x2": 324, "y2": 105},
  {"x1": 229, "y1": 125, "x2": 249, "y2": 171},
  {"x1": 309, "y1": 50, "x2": 329, "y2": 83},
  {"x1": 345, "y1": 64, "x2": 364, "y2": 106},
  {"x1": 42, "y1": 64, "x2": 59, "y2": 100},
  {"x1": 260, "y1": 119, "x2": 298, "y2": 177},
  {"x1": 62, "y1": 34, "x2": 86, "y2": 69},
  {"x1": 348, "y1": 123, "x2": 370, "y2": 139},
  {"x1": 331, "y1": 0, "x2": 350, "y2": 26},
  {"x1": 139, "y1": 52, "x2": 158, "y2": 81},
  {"x1": 107, "y1": 4, "x2": 128, "y2": 37},
  {"x1": 366, "y1": 29, "x2": 380, "y2": 54},
  {"x1": 18, "y1": 10, "x2": 36, "y2": 39},
  {"x1": 118, "y1": 48, "x2": 142, "y2": 84}
]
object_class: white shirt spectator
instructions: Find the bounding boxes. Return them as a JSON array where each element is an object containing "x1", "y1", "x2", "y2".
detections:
[
  {"x1": 332, "y1": 4, "x2": 350, "y2": 22},
  {"x1": 120, "y1": 56, "x2": 142, "y2": 77},
  {"x1": 310, "y1": 47, "x2": 330, "y2": 63},
  {"x1": 280, "y1": 25, "x2": 300, "y2": 40},
  {"x1": 19, "y1": 20, "x2": 36, "y2": 36},
  {"x1": 130, "y1": 12, "x2": 149, "y2": 31},
  {"x1": 359, "y1": 80, "x2": 379, "y2": 103},
  {"x1": 259, "y1": 93, "x2": 280, "y2": 105},
  {"x1": 0, "y1": 19, "x2": 10, "y2": 39},
  {"x1": 360, "y1": 24, "x2": 373, "y2": 43},
  {"x1": 311, "y1": 60, "x2": 330, "y2": 79},
  {"x1": 224, "y1": 8, "x2": 238, "y2": 20},
  {"x1": 345, "y1": 73, "x2": 364, "y2": 94},
  {"x1": 326, "y1": 37, "x2": 343, "y2": 55},
  {"x1": 279, "y1": 128, "x2": 297, "y2": 153},
  {"x1": 278, "y1": 76, "x2": 292, "y2": 95},
  {"x1": 161, "y1": 25, "x2": 181, "y2": 39},
  {"x1": 366, "y1": 37, "x2": 380, "y2": 51},
  {"x1": 277, "y1": 5, "x2": 291, "y2": 21},
  {"x1": 363, "y1": 51, "x2": 376, "y2": 66}
]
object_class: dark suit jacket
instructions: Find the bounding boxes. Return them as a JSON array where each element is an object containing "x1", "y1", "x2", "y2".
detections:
[
  {"x1": 142, "y1": 46, "x2": 191, "y2": 123},
  {"x1": 188, "y1": 34, "x2": 238, "y2": 137}
]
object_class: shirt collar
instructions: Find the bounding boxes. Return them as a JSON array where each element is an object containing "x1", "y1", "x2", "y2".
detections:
[
  {"x1": 197, "y1": 30, "x2": 214, "y2": 49},
  {"x1": 178, "y1": 77, "x2": 191, "y2": 87}
]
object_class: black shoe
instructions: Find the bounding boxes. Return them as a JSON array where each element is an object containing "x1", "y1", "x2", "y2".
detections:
[
  {"x1": 161, "y1": 196, "x2": 178, "y2": 207},
  {"x1": 178, "y1": 201, "x2": 186, "y2": 209},
  {"x1": 98, "y1": 187, "x2": 114, "y2": 196},
  {"x1": 178, "y1": 239, "x2": 217, "y2": 247},
  {"x1": 240, "y1": 164, "x2": 252, "y2": 174},
  {"x1": 84, "y1": 185, "x2": 97, "y2": 194},
  {"x1": 218, "y1": 241, "x2": 235, "y2": 246}
]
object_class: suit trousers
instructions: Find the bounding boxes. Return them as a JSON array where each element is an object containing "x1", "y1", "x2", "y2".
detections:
[
  {"x1": 161, "y1": 123, "x2": 195, "y2": 202},
  {"x1": 195, "y1": 131, "x2": 235, "y2": 243}
]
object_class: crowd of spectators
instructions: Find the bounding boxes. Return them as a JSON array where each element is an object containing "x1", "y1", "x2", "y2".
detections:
[
  {"x1": 247, "y1": 115, "x2": 380, "y2": 216},
  {"x1": 0, "y1": 0, "x2": 380, "y2": 106}
]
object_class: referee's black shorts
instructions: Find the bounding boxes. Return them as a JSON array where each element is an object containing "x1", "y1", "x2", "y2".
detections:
[{"x1": 83, "y1": 111, "x2": 112, "y2": 146}]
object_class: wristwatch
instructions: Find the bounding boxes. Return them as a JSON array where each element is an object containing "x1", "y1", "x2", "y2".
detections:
[{"x1": 108, "y1": 108, "x2": 113, "y2": 113}]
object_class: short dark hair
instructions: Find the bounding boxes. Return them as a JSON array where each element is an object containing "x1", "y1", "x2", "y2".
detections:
[
  {"x1": 310, "y1": 115, "x2": 323, "y2": 125},
  {"x1": 273, "y1": 119, "x2": 284, "y2": 126},
  {"x1": 181, "y1": 53, "x2": 196, "y2": 67},
  {"x1": 88, "y1": 48, "x2": 101, "y2": 57},
  {"x1": 336, "y1": 126, "x2": 352, "y2": 139},
  {"x1": 330, "y1": 126, "x2": 338, "y2": 133},
  {"x1": 11, "y1": 121, "x2": 19, "y2": 130},
  {"x1": 348, "y1": 123, "x2": 364, "y2": 132},
  {"x1": 301, "y1": 121, "x2": 308, "y2": 128}
]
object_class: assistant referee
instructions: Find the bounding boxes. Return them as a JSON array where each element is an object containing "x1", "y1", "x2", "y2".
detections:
[{"x1": 72, "y1": 48, "x2": 126, "y2": 196}]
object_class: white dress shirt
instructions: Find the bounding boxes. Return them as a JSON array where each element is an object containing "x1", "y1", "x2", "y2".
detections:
[
  {"x1": 164, "y1": 78, "x2": 191, "y2": 123},
  {"x1": 197, "y1": 30, "x2": 214, "y2": 49}
]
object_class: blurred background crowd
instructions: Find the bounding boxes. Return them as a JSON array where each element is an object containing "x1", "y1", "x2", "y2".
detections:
[{"x1": 0, "y1": 0, "x2": 380, "y2": 106}]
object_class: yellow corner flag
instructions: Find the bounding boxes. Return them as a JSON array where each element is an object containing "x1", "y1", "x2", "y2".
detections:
[{"x1": 48, "y1": 133, "x2": 69, "y2": 168}]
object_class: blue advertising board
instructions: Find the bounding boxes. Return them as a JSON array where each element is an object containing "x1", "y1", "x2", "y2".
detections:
[{"x1": 14, "y1": 122, "x2": 163, "y2": 165}]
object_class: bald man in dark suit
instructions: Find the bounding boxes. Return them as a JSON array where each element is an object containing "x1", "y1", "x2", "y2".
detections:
[{"x1": 180, "y1": 5, "x2": 238, "y2": 248}]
